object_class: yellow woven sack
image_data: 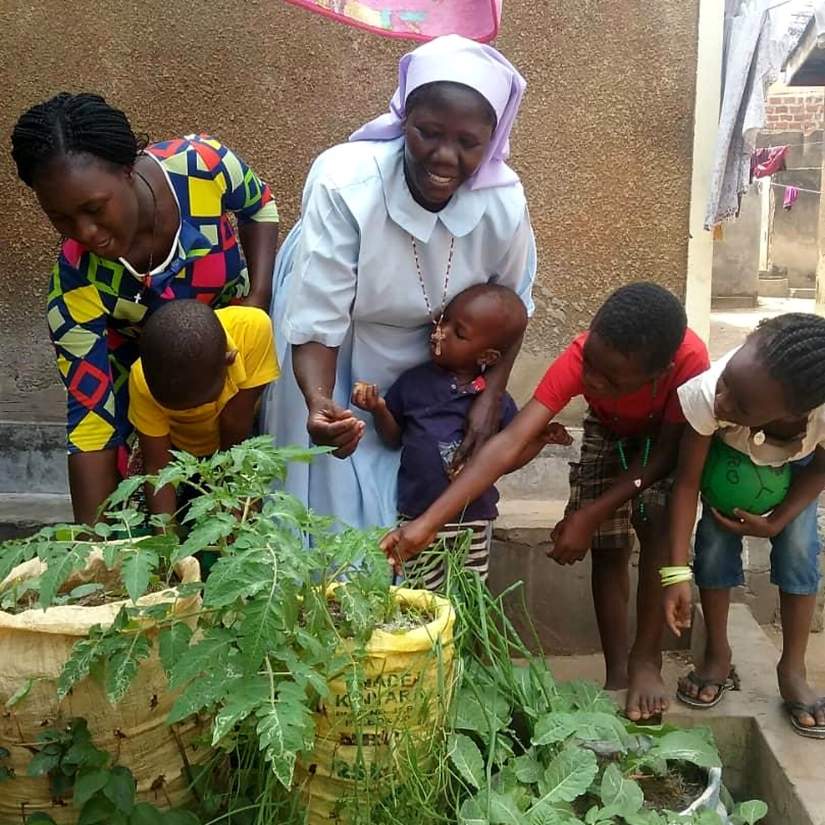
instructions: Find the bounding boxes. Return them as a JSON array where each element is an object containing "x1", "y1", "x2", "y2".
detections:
[
  {"x1": 0, "y1": 550, "x2": 209, "y2": 823},
  {"x1": 295, "y1": 587, "x2": 456, "y2": 823}
]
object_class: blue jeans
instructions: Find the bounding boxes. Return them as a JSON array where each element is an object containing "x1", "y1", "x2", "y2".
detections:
[{"x1": 694, "y1": 493, "x2": 821, "y2": 595}]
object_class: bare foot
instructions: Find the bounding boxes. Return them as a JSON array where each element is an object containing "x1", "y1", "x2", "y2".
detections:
[
  {"x1": 626, "y1": 658, "x2": 669, "y2": 721},
  {"x1": 678, "y1": 645, "x2": 732, "y2": 705},
  {"x1": 777, "y1": 662, "x2": 825, "y2": 729}
]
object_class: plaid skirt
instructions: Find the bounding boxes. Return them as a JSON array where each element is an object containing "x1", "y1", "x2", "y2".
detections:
[{"x1": 566, "y1": 413, "x2": 672, "y2": 552}]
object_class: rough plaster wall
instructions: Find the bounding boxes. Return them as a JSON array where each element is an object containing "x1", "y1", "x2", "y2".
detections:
[{"x1": 0, "y1": 0, "x2": 699, "y2": 421}]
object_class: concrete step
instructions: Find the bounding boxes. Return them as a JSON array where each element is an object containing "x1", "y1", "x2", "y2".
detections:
[
  {"x1": 0, "y1": 493, "x2": 72, "y2": 540},
  {"x1": 789, "y1": 287, "x2": 815, "y2": 300}
]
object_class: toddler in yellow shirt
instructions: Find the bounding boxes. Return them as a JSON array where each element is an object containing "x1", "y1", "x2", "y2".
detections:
[{"x1": 128, "y1": 300, "x2": 279, "y2": 518}]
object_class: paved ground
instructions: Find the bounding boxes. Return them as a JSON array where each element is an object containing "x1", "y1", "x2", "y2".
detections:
[{"x1": 709, "y1": 296, "x2": 815, "y2": 358}]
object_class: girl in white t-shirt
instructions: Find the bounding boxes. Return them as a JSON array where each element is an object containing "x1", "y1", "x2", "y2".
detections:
[{"x1": 664, "y1": 313, "x2": 825, "y2": 738}]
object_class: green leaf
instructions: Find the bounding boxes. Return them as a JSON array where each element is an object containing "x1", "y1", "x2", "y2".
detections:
[
  {"x1": 513, "y1": 752, "x2": 544, "y2": 785},
  {"x1": 694, "y1": 812, "x2": 724, "y2": 825},
  {"x1": 39, "y1": 545, "x2": 91, "y2": 608},
  {"x1": 532, "y1": 712, "x2": 578, "y2": 745},
  {"x1": 103, "y1": 766, "x2": 136, "y2": 814},
  {"x1": 648, "y1": 730, "x2": 721, "y2": 769},
  {"x1": 238, "y1": 593, "x2": 287, "y2": 672},
  {"x1": 168, "y1": 629, "x2": 235, "y2": 689},
  {"x1": 105, "y1": 633, "x2": 151, "y2": 703},
  {"x1": 731, "y1": 800, "x2": 769, "y2": 825},
  {"x1": 25, "y1": 815, "x2": 57, "y2": 825},
  {"x1": 452, "y1": 687, "x2": 509, "y2": 735},
  {"x1": 105, "y1": 476, "x2": 146, "y2": 509},
  {"x1": 26, "y1": 750, "x2": 61, "y2": 778},
  {"x1": 158, "y1": 623, "x2": 193, "y2": 679},
  {"x1": 599, "y1": 763, "x2": 643, "y2": 816},
  {"x1": 210, "y1": 677, "x2": 269, "y2": 746},
  {"x1": 175, "y1": 514, "x2": 236, "y2": 562},
  {"x1": 121, "y1": 549, "x2": 158, "y2": 603},
  {"x1": 255, "y1": 682, "x2": 314, "y2": 788},
  {"x1": 448, "y1": 732, "x2": 485, "y2": 790},
  {"x1": 6, "y1": 677, "x2": 34, "y2": 709},
  {"x1": 162, "y1": 812, "x2": 201, "y2": 825},
  {"x1": 130, "y1": 803, "x2": 165, "y2": 825},
  {"x1": 624, "y1": 813, "x2": 666, "y2": 825},
  {"x1": 459, "y1": 797, "x2": 490, "y2": 825},
  {"x1": 68, "y1": 583, "x2": 105, "y2": 600},
  {"x1": 74, "y1": 766, "x2": 111, "y2": 806},
  {"x1": 487, "y1": 791, "x2": 525, "y2": 824},
  {"x1": 203, "y1": 552, "x2": 270, "y2": 608},
  {"x1": 533, "y1": 747, "x2": 598, "y2": 807}
]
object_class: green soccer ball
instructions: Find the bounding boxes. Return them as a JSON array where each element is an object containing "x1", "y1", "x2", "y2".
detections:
[{"x1": 700, "y1": 437, "x2": 791, "y2": 516}]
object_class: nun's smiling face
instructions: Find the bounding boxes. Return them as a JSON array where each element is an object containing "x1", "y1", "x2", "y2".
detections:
[{"x1": 403, "y1": 82, "x2": 496, "y2": 211}]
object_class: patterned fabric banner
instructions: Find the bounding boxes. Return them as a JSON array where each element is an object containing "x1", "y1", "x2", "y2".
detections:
[{"x1": 284, "y1": 0, "x2": 501, "y2": 42}]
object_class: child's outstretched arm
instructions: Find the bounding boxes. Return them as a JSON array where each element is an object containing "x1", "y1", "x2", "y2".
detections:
[
  {"x1": 711, "y1": 444, "x2": 825, "y2": 538},
  {"x1": 380, "y1": 399, "x2": 559, "y2": 568},
  {"x1": 351, "y1": 383, "x2": 402, "y2": 448},
  {"x1": 139, "y1": 432, "x2": 178, "y2": 518},
  {"x1": 550, "y1": 421, "x2": 685, "y2": 564},
  {"x1": 663, "y1": 426, "x2": 712, "y2": 636}
]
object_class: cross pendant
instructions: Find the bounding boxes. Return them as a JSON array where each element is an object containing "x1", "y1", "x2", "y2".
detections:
[
  {"x1": 134, "y1": 292, "x2": 142, "y2": 304},
  {"x1": 432, "y1": 321, "x2": 447, "y2": 356}
]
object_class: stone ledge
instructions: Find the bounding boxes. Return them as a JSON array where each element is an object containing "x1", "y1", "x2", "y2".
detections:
[{"x1": 0, "y1": 493, "x2": 72, "y2": 540}]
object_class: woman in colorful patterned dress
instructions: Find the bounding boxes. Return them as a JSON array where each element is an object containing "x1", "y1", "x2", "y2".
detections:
[
  {"x1": 263, "y1": 35, "x2": 536, "y2": 530},
  {"x1": 12, "y1": 93, "x2": 279, "y2": 524}
]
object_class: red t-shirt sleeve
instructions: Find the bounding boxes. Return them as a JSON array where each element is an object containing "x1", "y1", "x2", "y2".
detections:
[
  {"x1": 663, "y1": 329, "x2": 711, "y2": 423},
  {"x1": 533, "y1": 335, "x2": 587, "y2": 413}
]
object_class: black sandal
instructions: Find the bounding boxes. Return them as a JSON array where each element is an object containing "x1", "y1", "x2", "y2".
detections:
[
  {"x1": 785, "y1": 698, "x2": 825, "y2": 739},
  {"x1": 676, "y1": 666, "x2": 740, "y2": 709}
]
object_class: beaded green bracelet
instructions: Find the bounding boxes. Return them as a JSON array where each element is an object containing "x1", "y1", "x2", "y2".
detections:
[{"x1": 659, "y1": 565, "x2": 693, "y2": 587}]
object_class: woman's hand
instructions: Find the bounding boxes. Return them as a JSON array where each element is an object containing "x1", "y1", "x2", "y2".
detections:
[
  {"x1": 307, "y1": 395, "x2": 365, "y2": 458},
  {"x1": 380, "y1": 518, "x2": 438, "y2": 574},
  {"x1": 452, "y1": 391, "x2": 502, "y2": 474},
  {"x1": 663, "y1": 581, "x2": 693, "y2": 637}
]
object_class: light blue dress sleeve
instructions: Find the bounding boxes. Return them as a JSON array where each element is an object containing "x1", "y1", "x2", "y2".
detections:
[
  {"x1": 490, "y1": 206, "x2": 537, "y2": 316},
  {"x1": 282, "y1": 181, "x2": 360, "y2": 348}
]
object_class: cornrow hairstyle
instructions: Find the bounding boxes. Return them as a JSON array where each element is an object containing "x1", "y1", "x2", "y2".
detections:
[
  {"x1": 12, "y1": 93, "x2": 142, "y2": 187},
  {"x1": 141, "y1": 300, "x2": 227, "y2": 409},
  {"x1": 405, "y1": 82, "x2": 498, "y2": 128},
  {"x1": 753, "y1": 312, "x2": 825, "y2": 413},
  {"x1": 590, "y1": 282, "x2": 687, "y2": 373}
]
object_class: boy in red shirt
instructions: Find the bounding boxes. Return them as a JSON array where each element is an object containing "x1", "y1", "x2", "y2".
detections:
[{"x1": 382, "y1": 282, "x2": 709, "y2": 721}]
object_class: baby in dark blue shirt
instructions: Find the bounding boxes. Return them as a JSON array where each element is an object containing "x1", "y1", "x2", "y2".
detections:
[{"x1": 352, "y1": 284, "x2": 528, "y2": 590}]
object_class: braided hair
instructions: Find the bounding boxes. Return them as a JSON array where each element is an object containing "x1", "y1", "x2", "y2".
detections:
[
  {"x1": 753, "y1": 313, "x2": 825, "y2": 413},
  {"x1": 11, "y1": 93, "x2": 141, "y2": 187},
  {"x1": 590, "y1": 282, "x2": 687, "y2": 372}
]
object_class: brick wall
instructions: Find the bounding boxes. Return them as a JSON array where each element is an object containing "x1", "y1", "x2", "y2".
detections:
[{"x1": 765, "y1": 87, "x2": 825, "y2": 133}]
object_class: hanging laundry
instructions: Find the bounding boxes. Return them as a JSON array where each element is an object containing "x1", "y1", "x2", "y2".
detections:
[
  {"x1": 783, "y1": 185, "x2": 800, "y2": 210},
  {"x1": 751, "y1": 146, "x2": 789, "y2": 179}
]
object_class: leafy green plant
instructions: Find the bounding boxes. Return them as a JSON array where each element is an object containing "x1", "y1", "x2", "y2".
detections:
[
  {"x1": 21, "y1": 718, "x2": 198, "y2": 825},
  {"x1": 1, "y1": 438, "x2": 424, "y2": 802},
  {"x1": 0, "y1": 439, "x2": 770, "y2": 825}
]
